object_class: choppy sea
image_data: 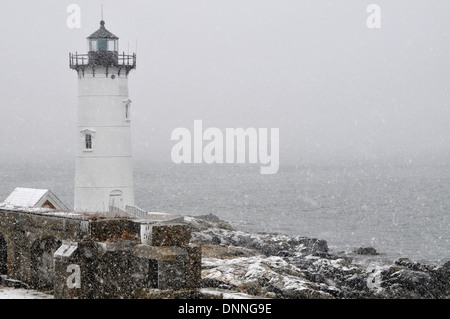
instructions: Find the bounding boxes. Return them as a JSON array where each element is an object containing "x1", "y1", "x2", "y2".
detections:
[{"x1": 1, "y1": 158, "x2": 449, "y2": 265}]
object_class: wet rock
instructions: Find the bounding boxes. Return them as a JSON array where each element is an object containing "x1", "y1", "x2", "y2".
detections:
[
  {"x1": 354, "y1": 247, "x2": 378, "y2": 255},
  {"x1": 190, "y1": 214, "x2": 235, "y2": 231},
  {"x1": 277, "y1": 250, "x2": 294, "y2": 257},
  {"x1": 394, "y1": 258, "x2": 433, "y2": 272},
  {"x1": 211, "y1": 236, "x2": 221, "y2": 245},
  {"x1": 196, "y1": 214, "x2": 222, "y2": 223},
  {"x1": 378, "y1": 259, "x2": 450, "y2": 298}
]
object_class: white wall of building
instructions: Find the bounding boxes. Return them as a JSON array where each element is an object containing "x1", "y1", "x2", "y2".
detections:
[{"x1": 74, "y1": 67, "x2": 135, "y2": 213}]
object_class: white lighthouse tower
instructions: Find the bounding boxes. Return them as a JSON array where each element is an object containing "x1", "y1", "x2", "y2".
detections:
[{"x1": 70, "y1": 20, "x2": 137, "y2": 213}]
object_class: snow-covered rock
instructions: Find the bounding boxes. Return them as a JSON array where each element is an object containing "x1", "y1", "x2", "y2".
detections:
[
  {"x1": 187, "y1": 214, "x2": 450, "y2": 299},
  {"x1": 202, "y1": 256, "x2": 333, "y2": 299}
]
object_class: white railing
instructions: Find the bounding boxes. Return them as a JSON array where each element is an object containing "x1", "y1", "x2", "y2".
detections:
[
  {"x1": 109, "y1": 205, "x2": 128, "y2": 217},
  {"x1": 109, "y1": 205, "x2": 148, "y2": 219},
  {"x1": 125, "y1": 205, "x2": 148, "y2": 219}
]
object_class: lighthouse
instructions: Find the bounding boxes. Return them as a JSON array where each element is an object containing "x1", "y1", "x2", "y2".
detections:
[{"x1": 70, "y1": 20, "x2": 137, "y2": 213}]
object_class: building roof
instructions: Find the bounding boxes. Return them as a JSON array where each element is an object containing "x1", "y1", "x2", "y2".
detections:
[
  {"x1": 4, "y1": 188, "x2": 48, "y2": 207},
  {"x1": 3, "y1": 188, "x2": 69, "y2": 212},
  {"x1": 87, "y1": 20, "x2": 119, "y2": 40}
]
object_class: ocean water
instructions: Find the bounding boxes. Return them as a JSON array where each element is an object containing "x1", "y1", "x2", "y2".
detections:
[{"x1": 1, "y1": 158, "x2": 449, "y2": 265}]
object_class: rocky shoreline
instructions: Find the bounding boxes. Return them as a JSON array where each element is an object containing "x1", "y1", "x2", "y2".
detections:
[
  {"x1": 186, "y1": 214, "x2": 450, "y2": 299},
  {"x1": 0, "y1": 213, "x2": 448, "y2": 299}
]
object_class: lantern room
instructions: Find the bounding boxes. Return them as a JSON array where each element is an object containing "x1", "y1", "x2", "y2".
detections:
[
  {"x1": 70, "y1": 20, "x2": 136, "y2": 76},
  {"x1": 86, "y1": 20, "x2": 119, "y2": 67},
  {"x1": 88, "y1": 20, "x2": 119, "y2": 52}
]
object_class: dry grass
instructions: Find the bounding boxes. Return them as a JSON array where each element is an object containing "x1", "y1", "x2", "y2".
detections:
[{"x1": 84, "y1": 212, "x2": 132, "y2": 221}]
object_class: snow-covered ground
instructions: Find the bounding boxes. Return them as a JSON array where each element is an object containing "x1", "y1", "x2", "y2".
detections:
[
  {"x1": 0, "y1": 286, "x2": 53, "y2": 299},
  {"x1": 0, "y1": 285, "x2": 257, "y2": 300}
]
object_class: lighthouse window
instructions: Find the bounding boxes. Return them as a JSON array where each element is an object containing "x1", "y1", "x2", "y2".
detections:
[
  {"x1": 108, "y1": 40, "x2": 117, "y2": 52},
  {"x1": 98, "y1": 39, "x2": 108, "y2": 51},
  {"x1": 89, "y1": 40, "x2": 97, "y2": 51},
  {"x1": 125, "y1": 104, "x2": 130, "y2": 120},
  {"x1": 124, "y1": 100, "x2": 132, "y2": 121},
  {"x1": 81, "y1": 129, "x2": 95, "y2": 151},
  {"x1": 85, "y1": 134, "x2": 92, "y2": 150}
]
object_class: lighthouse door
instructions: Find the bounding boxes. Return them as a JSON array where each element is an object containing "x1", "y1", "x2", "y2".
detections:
[{"x1": 109, "y1": 190, "x2": 123, "y2": 210}]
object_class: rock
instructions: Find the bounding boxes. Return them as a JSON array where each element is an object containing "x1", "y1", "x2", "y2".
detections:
[
  {"x1": 201, "y1": 256, "x2": 334, "y2": 299},
  {"x1": 187, "y1": 214, "x2": 235, "y2": 232},
  {"x1": 186, "y1": 215, "x2": 449, "y2": 299},
  {"x1": 377, "y1": 259, "x2": 450, "y2": 298},
  {"x1": 200, "y1": 243, "x2": 256, "y2": 259},
  {"x1": 354, "y1": 247, "x2": 378, "y2": 255},
  {"x1": 196, "y1": 214, "x2": 222, "y2": 223},
  {"x1": 211, "y1": 236, "x2": 221, "y2": 245},
  {"x1": 277, "y1": 250, "x2": 294, "y2": 257},
  {"x1": 242, "y1": 280, "x2": 263, "y2": 297},
  {"x1": 188, "y1": 224, "x2": 328, "y2": 258},
  {"x1": 3, "y1": 278, "x2": 29, "y2": 289}
]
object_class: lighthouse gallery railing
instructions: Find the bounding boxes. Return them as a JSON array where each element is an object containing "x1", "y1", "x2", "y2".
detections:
[{"x1": 69, "y1": 52, "x2": 136, "y2": 70}]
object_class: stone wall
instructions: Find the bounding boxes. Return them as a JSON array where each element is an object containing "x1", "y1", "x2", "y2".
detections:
[{"x1": 0, "y1": 209, "x2": 202, "y2": 299}]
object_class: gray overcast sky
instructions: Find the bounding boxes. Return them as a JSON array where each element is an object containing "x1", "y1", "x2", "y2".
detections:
[{"x1": 1, "y1": 0, "x2": 450, "y2": 165}]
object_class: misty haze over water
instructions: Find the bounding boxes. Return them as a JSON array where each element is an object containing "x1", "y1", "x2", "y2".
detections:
[{"x1": 1, "y1": 156, "x2": 449, "y2": 265}]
